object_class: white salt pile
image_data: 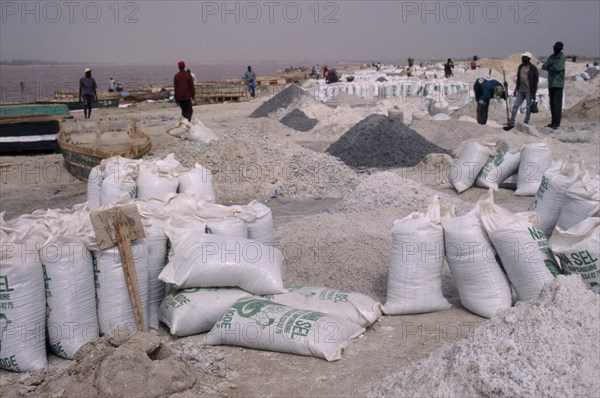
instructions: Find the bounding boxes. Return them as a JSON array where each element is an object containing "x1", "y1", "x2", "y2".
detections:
[
  {"x1": 328, "y1": 171, "x2": 472, "y2": 215},
  {"x1": 186, "y1": 126, "x2": 361, "y2": 203},
  {"x1": 368, "y1": 275, "x2": 600, "y2": 398}
]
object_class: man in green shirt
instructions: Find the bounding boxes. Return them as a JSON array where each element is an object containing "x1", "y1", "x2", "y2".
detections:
[{"x1": 542, "y1": 41, "x2": 566, "y2": 129}]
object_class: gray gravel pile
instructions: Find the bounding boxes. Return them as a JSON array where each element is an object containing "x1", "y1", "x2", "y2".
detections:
[
  {"x1": 279, "y1": 109, "x2": 319, "y2": 132},
  {"x1": 328, "y1": 171, "x2": 472, "y2": 215},
  {"x1": 326, "y1": 114, "x2": 451, "y2": 169},
  {"x1": 368, "y1": 275, "x2": 600, "y2": 398},
  {"x1": 249, "y1": 84, "x2": 309, "y2": 118}
]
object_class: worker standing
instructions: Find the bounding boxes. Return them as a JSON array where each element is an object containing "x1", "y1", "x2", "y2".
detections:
[
  {"x1": 508, "y1": 52, "x2": 539, "y2": 127},
  {"x1": 174, "y1": 61, "x2": 195, "y2": 122},
  {"x1": 79, "y1": 68, "x2": 97, "y2": 119},
  {"x1": 243, "y1": 66, "x2": 257, "y2": 98},
  {"x1": 444, "y1": 58, "x2": 454, "y2": 78},
  {"x1": 542, "y1": 41, "x2": 566, "y2": 129}
]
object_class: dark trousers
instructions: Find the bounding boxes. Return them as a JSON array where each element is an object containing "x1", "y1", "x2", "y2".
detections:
[
  {"x1": 178, "y1": 99, "x2": 193, "y2": 122},
  {"x1": 477, "y1": 102, "x2": 489, "y2": 125},
  {"x1": 548, "y1": 87, "x2": 563, "y2": 127},
  {"x1": 82, "y1": 94, "x2": 94, "y2": 119}
]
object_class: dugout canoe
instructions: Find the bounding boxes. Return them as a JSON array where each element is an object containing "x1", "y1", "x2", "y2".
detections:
[
  {"x1": 0, "y1": 104, "x2": 71, "y2": 153},
  {"x1": 35, "y1": 96, "x2": 120, "y2": 111},
  {"x1": 58, "y1": 118, "x2": 151, "y2": 181}
]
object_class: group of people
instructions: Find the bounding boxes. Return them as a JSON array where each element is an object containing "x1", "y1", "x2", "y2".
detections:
[
  {"x1": 308, "y1": 64, "x2": 339, "y2": 83},
  {"x1": 80, "y1": 41, "x2": 567, "y2": 128},
  {"x1": 473, "y1": 41, "x2": 565, "y2": 129}
]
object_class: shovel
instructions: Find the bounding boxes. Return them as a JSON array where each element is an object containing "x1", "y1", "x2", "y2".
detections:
[
  {"x1": 502, "y1": 69, "x2": 514, "y2": 131},
  {"x1": 90, "y1": 204, "x2": 146, "y2": 332}
]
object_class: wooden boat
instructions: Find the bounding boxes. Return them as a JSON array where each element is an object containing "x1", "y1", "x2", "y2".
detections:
[
  {"x1": 119, "y1": 90, "x2": 171, "y2": 103},
  {"x1": 36, "y1": 94, "x2": 120, "y2": 111},
  {"x1": 57, "y1": 118, "x2": 151, "y2": 181},
  {"x1": 0, "y1": 104, "x2": 71, "y2": 153}
]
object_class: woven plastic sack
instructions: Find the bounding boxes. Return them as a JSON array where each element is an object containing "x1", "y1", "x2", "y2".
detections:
[
  {"x1": 93, "y1": 239, "x2": 149, "y2": 334},
  {"x1": 528, "y1": 159, "x2": 580, "y2": 237},
  {"x1": 0, "y1": 229, "x2": 48, "y2": 372},
  {"x1": 556, "y1": 170, "x2": 600, "y2": 230},
  {"x1": 515, "y1": 142, "x2": 553, "y2": 196},
  {"x1": 206, "y1": 297, "x2": 365, "y2": 361},
  {"x1": 137, "y1": 199, "x2": 170, "y2": 329},
  {"x1": 550, "y1": 217, "x2": 600, "y2": 293},
  {"x1": 177, "y1": 163, "x2": 216, "y2": 203},
  {"x1": 184, "y1": 120, "x2": 219, "y2": 144},
  {"x1": 41, "y1": 235, "x2": 98, "y2": 359},
  {"x1": 87, "y1": 165, "x2": 103, "y2": 210},
  {"x1": 475, "y1": 149, "x2": 521, "y2": 189},
  {"x1": 136, "y1": 156, "x2": 182, "y2": 200},
  {"x1": 243, "y1": 201, "x2": 274, "y2": 245},
  {"x1": 159, "y1": 233, "x2": 285, "y2": 295},
  {"x1": 159, "y1": 287, "x2": 252, "y2": 336},
  {"x1": 167, "y1": 118, "x2": 191, "y2": 137},
  {"x1": 266, "y1": 286, "x2": 382, "y2": 328},
  {"x1": 480, "y1": 190, "x2": 560, "y2": 301},
  {"x1": 383, "y1": 196, "x2": 451, "y2": 314},
  {"x1": 441, "y1": 198, "x2": 512, "y2": 318},
  {"x1": 448, "y1": 142, "x2": 496, "y2": 193}
]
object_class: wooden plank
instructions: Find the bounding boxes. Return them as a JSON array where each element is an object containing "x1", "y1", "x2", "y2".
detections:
[{"x1": 113, "y1": 210, "x2": 145, "y2": 332}]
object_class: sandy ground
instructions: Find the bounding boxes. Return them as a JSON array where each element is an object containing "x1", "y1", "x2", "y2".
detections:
[{"x1": 1, "y1": 63, "x2": 599, "y2": 397}]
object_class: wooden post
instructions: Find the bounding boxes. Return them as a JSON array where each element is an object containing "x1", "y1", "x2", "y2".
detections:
[{"x1": 108, "y1": 209, "x2": 145, "y2": 332}]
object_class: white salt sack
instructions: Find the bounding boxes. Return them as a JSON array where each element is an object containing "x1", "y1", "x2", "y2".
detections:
[
  {"x1": 556, "y1": 170, "x2": 600, "y2": 230},
  {"x1": 550, "y1": 217, "x2": 600, "y2": 293},
  {"x1": 184, "y1": 120, "x2": 219, "y2": 144},
  {"x1": 136, "y1": 155, "x2": 182, "y2": 200},
  {"x1": 231, "y1": 201, "x2": 274, "y2": 245},
  {"x1": 448, "y1": 142, "x2": 496, "y2": 193},
  {"x1": 514, "y1": 142, "x2": 553, "y2": 196},
  {"x1": 475, "y1": 149, "x2": 521, "y2": 189},
  {"x1": 206, "y1": 297, "x2": 365, "y2": 361},
  {"x1": 137, "y1": 202, "x2": 170, "y2": 330},
  {"x1": 177, "y1": 163, "x2": 216, "y2": 202},
  {"x1": 266, "y1": 286, "x2": 382, "y2": 328},
  {"x1": 160, "y1": 287, "x2": 252, "y2": 336},
  {"x1": 167, "y1": 118, "x2": 191, "y2": 137},
  {"x1": 86, "y1": 165, "x2": 103, "y2": 210},
  {"x1": 441, "y1": 198, "x2": 512, "y2": 318},
  {"x1": 0, "y1": 232, "x2": 48, "y2": 372},
  {"x1": 159, "y1": 233, "x2": 285, "y2": 295},
  {"x1": 528, "y1": 159, "x2": 580, "y2": 237},
  {"x1": 383, "y1": 196, "x2": 451, "y2": 314},
  {"x1": 480, "y1": 190, "x2": 560, "y2": 301},
  {"x1": 93, "y1": 239, "x2": 149, "y2": 334},
  {"x1": 41, "y1": 236, "x2": 98, "y2": 359}
]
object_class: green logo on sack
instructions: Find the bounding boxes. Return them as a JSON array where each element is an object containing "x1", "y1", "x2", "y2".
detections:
[
  {"x1": 0, "y1": 313, "x2": 12, "y2": 352},
  {"x1": 230, "y1": 299, "x2": 286, "y2": 328}
]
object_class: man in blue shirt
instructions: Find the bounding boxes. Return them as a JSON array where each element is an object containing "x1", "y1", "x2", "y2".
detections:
[
  {"x1": 474, "y1": 77, "x2": 506, "y2": 125},
  {"x1": 244, "y1": 66, "x2": 257, "y2": 98},
  {"x1": 79, "y1": 68, "x2": 97, "y2": 119}
]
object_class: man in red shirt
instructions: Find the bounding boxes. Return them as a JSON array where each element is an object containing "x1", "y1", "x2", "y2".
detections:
[{"x1": 174, "y1": 61, "x2": 195, "y2": 122}]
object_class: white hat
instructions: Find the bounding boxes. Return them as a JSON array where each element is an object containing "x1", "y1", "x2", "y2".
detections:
[
  {"x1": 84, "y1": 67, "x2": 92, "y2": 73},
  {"x1": 521, "y1": 52, "x2": 533, "y2": 59}
]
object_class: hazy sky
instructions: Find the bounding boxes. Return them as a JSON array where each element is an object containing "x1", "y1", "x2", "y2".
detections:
[{"x1": 1, "y1": 0, "x2": 599, "y2": 64}]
